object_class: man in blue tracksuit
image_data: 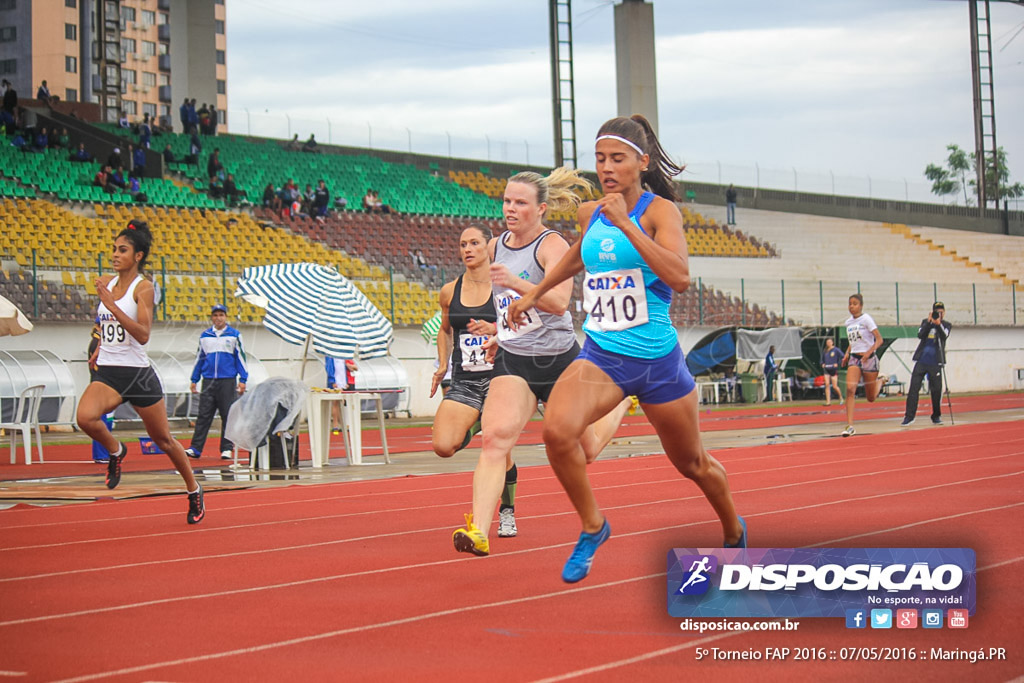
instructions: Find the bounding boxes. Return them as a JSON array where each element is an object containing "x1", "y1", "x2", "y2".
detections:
[{"x1": 185, "y1": 304, "x2": 248, "y2": 459}]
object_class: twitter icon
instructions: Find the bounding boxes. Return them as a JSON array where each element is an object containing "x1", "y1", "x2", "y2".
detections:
[{"x1": 870, "y1": 609, "x2": 893, "y2": 629}]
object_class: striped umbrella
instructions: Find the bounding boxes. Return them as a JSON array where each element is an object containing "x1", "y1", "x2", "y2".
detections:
[
  {"x1": 420, "y1": 310, "x2": 442, "y2": 345},
  {"x1": 235, "y1": 263, "x2": 392, "y2": 359}
]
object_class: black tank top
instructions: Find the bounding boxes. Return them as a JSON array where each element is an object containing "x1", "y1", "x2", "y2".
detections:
[{"x1": 449, "y1": 274, "x2": 497, "y2": 379}]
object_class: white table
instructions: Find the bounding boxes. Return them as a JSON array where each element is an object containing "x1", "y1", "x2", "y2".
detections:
[{"x1": 307, "y1": 390, "x2": 399, "y2": 467}]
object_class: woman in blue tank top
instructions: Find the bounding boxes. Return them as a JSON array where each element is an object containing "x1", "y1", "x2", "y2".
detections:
[{"x1": 508, "y1": 115, "x2": 746, "y2": 583}]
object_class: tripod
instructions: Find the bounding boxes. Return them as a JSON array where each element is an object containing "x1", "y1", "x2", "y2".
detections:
[{"x1": 936, "y1": 326, "x2": 954, "y2": 426}]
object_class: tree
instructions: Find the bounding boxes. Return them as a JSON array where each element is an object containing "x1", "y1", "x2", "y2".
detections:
[
  {"x1": 972, "y1": 147, "x2": 1024, "y2": 204},
  {"x1": 926, "y1": 144, "x2": 1024, "y2": 206},
  {"x1": 925, "y1": 144, "x2": 972, "y2": 205}
]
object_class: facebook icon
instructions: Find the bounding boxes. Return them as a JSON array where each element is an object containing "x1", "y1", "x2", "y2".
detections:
[{"x1": 846, "y1": 609, "x2": 867, "y2": 629}]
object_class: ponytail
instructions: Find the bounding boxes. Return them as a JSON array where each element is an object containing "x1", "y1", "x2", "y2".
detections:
[{"x1": 508, "y1": 168, "x2": 593, "y2": 216}]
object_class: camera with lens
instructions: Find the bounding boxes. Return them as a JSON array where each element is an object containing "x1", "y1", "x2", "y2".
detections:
[{"x1": 931, "y1": 310, "x2": 940, "y2": 321}]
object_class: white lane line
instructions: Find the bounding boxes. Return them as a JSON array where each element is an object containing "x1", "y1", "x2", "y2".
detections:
[
  {"x1": 3, "y1": 447, "x2": 1020, "y2": 553},
  {"x1": 2, "y1": 477, "x2": 1019, "y2": 627},
  {"x1": 4, "y1": 424, "x2": 1020, "y2": 529},
  {"x1": 47, "y1": 573, "x2": 664, "y2": 683}
]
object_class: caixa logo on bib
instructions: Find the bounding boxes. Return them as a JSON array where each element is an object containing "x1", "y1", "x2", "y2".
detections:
[{"x1": 667, "y1": 548, "x2": 976, "y2": 618}]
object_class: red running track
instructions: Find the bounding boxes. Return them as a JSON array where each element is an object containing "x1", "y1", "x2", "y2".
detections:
[{"x1": 0, "y1": 419, "x2": 1022, "y2": 681}]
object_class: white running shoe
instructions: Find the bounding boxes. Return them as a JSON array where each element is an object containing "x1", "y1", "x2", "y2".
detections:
[
  {"x1": 221, "y1": 450, "x2": 233, "y2": 460},
  {"x1": 841, "y1": 425, "x2": 856, "y2": 437},
  {"x1": 497, "y1": 508, "x2": 518, "y2": 538}
]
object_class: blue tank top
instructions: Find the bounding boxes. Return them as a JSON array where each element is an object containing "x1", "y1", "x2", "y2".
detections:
[{"x1": 579, "y1": 192, "x2": 677, "y2": 359}]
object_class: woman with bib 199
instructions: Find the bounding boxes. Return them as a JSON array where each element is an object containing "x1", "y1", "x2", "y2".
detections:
[
  {"x1": 507, "y1": 115, "x2": 745, "y2": 583},
  {"x1": 76, "y1": 221, "x2": 205, "y2": 524}
]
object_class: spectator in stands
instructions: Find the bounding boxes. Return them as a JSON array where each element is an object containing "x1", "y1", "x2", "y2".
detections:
[
  {"x1": 139, "y1": 113, "x2": 152, "y2": 149},
  {"x1": 262, "y1": 183, "x2": 280, "y2": 210},
  {"x1": 118, "y1": 110, "x2": 129, "y2": 129},
  {"x1": 334, "y1": 195, "x2": 348, "y2": 210},
  {"x1": 187, "y1": 132, "x2": 202, "y2": 165},
  {"x1": 763, "y1": 345, "x2": 778, "y2": 401},
  {"x1": 36, "y1": 80, "x2": 51, "y2": 103},
  {"x1": 188, "y1": 98, "x2": 199, "y2": 134},
  {"x1": 69, "y1": 143, "x2": 92, "y2": 162},
  {"x1": 179, "y1": 97, "x2": 190, "y2": 132},
  {"x1": 223, "y1": 173, "x2": 243, "y2": 206},
  {"x1": 901, "y1": 302, "x2": 951, "y2": 427},
  {"x1": 209, "y1": 106, "x2": 218, "y2": 136},
  {"x1": 162, "y1": 143, "x2": 176, "y2": 165},
  {"x1": 107, "y1": 147, "x2": 123, "y2": 171},
  {"x1": 53, "y1": 127, "x2": 70, "y2": 149},
  {"x1": 725, "y1": 184, "x2": 737, "y2": 226},
  {"x1": 207, "y1": 148, "x2": 223, "y2": 180},
  {"x1": 313, "y1": 179, "x2": 330, "y2": 218},
  {"x1": 94, "y1": 165, "x2": 115, "y2": 193},
  {"x1": 207, "y1": 173, "x2": 224, "y2": 199},
  {"x1": 301, "y1": 183, "x2": 315, "y2": 214},
  {"x1": 108, "y1": 167, "x2": 127, "y2": 190},
  {"x1": 302, "y1": 134, "x2": 320, "y2": 153},
  {"x1": 198, "y1": 103, "x2": 211, "y2": 134},
  {"x1": 821, "y1": 337, "x2": 843, "y2": 406},
  {"x1": 412, "y1": 249, "x2": 437, "y2": 277},
  {"x1": 285, "y1": 134, "x2": 300, "y2": 151},
  {"x1": 185, "y1": 304, "x2": 248, "y2": 461},
  {"x1": 132, "y1": 145, "x2": 147, "y2": 178},
  {"x1": 1, "y1": 80, "x2": 17, "y2": 118},
  {"x1": 32, "y1": 127, "x2": 48, "y2": 152}
]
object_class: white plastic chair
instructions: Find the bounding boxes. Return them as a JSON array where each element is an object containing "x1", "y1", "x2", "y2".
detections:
[{"x1": 2, "y1": 384, "x2": 45, "y2": 465}]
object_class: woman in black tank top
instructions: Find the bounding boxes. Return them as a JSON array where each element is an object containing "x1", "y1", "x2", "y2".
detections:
[{"x1": 430, "y1": 225, "x2": 499, "y2": 459}]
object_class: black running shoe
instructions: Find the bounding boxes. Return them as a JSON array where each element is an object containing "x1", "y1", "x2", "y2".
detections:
[
  {"x1": 187, "y1": 483, "x2": 205, "y2": 525},
  {"x1": 105, "y1": 441, "x2": 127, "y2": 489}
]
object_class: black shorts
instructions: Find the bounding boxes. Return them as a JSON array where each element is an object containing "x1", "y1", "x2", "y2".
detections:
[
  {"x1": 491, "y1": 342, "x2": 580, "y2": 403},
  {"x1": 824, "y1": 367, "x2": 838, "y2": 377},
  {"x1": 444, "y1": 372, "x2": 492, "y2": 413},
  {"x1": 94, "y1": 365, "x2": 164, "y2": 408}
]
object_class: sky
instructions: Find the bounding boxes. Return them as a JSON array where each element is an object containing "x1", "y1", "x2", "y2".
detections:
[{"x1": 224, "y1": 0, "x2": 1024, "y2": 203}]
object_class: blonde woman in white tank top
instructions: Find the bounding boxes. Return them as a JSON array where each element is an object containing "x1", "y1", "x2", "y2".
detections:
[
  {"x1": 451, "y1": 170, "x2": 631, "y2": 557},
  {"x1": 76, "y1": 221, "x2": 205, "y2": 524}
]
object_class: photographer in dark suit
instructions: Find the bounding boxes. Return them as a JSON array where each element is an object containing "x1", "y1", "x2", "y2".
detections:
[{"x1": 901, "y1": 302, "x2": 951, "y2": 426}]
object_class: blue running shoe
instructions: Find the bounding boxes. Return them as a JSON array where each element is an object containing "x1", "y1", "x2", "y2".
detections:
[
  {"x1": 562, "y1": 519, "x2": 611, "y2": 583},
  {"x1": 724, "y1": 516, "x2": 747, "y2": 548}
]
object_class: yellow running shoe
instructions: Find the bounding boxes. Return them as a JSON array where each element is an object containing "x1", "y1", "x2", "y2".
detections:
[
  {"x1": 627, "y1": 395, "x2": 640, "y2": 416},
  {"x1": 453, "y1": 513, "x2": 490, "y2": 556}
]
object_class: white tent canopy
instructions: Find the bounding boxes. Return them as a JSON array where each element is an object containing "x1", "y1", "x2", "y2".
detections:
[{"x1": 735, "y1": 328, "x2": 803, "y2": 362}]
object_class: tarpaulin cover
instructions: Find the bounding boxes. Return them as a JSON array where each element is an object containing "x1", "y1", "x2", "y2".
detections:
[{"x1": 224, "y1": 377, "x2": 307, "y2": 452}]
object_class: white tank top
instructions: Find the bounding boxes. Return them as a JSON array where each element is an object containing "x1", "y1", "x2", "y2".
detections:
[{"x1": 97, "y1": 275, "x2": 150, "y2": 368}]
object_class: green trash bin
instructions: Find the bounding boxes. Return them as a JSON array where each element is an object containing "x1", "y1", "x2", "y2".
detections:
[{"x1": 739, "y1": 373, "x2": 762, "y2": 403}]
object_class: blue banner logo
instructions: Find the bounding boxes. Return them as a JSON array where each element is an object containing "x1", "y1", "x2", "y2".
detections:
[{"x1": 667, "y1": 548, "x2": 976, "y2": 618}]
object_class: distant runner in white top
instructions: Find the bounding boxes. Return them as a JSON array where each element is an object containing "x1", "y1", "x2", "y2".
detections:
[{"x1": 840, "y1": 293, "x2": 886, "y2": 437}]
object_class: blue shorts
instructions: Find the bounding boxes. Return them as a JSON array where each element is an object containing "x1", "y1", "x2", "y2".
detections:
[{"x1": 576, "y1": 337, "x2": 695, "y2": 405}]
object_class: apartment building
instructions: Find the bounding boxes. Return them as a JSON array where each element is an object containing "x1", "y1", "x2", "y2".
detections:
[{"x1": 0, "y1": 0, "x2": 226, "y2": 129}]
